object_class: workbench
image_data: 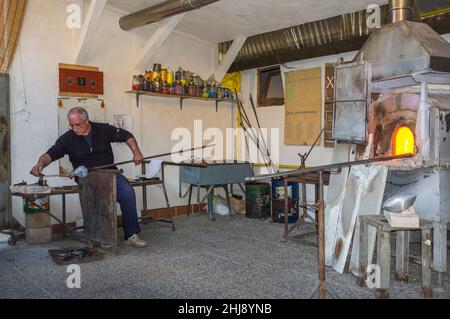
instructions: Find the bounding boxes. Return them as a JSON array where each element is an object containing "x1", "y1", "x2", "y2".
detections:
[
  {"x1": 178, "y1": 161, "x2": 254, "y2": 220},
  {"x1": 10, "y1": 162, "x2": 174, "y2": 254}
]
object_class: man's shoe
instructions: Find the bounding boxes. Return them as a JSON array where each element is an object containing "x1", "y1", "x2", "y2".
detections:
[{"x1": 124, "y1": 234, "x2": 147, "y2": 248}]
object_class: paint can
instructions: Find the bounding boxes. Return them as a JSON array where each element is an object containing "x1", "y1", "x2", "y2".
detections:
[
  {"x1": 271, "y1": 179, "x2": 299, "y2": 223},
  {"x1": 245, "y1": 182, "x2": 271, "y2": 219}
]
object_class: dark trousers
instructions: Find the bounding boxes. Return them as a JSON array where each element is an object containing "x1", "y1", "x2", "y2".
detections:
[{"x1": 117, "y1": 174, "x2": 141, "y2": 239}]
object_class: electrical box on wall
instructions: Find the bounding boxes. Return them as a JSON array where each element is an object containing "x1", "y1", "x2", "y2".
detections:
[{"x1": 59, "y1": 63, "x2": 104, "y2": 97}]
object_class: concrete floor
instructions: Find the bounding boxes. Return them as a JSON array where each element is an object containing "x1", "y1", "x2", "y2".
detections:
[{"x1": 0, "y1": 214, "x2": 448, "y2": 299}]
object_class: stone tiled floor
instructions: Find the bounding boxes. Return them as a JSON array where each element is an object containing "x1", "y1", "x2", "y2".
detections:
[{"x1": 0, "y1": 214, "x2": 448, "y2": 299}]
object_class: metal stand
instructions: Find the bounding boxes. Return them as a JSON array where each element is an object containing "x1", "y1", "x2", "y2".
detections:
[
  {"x1": 285, "y1": 154, "x2": 318, "y2": 241},
  {"x1": 139, "y1": 161, "x2": 176, "y2": 231},
  {"x1": 284, "y1": 171, "x2": 334, "y2": 299}
]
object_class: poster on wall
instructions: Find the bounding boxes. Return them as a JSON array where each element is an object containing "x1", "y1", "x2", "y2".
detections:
[{"x1": 284, "y1": 67, "x2": 322, "y2": 145}]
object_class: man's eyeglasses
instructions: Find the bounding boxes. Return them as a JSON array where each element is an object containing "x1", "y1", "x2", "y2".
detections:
[{"x1": 68, "y1": 121, "x2": 87, "y2": 130}]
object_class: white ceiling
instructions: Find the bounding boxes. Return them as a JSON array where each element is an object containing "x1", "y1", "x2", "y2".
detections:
[{"x1": 107, "y1": 0, "x2": 388, "y2": 43}]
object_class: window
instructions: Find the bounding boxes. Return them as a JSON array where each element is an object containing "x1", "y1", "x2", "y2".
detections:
[{"x1": 257, "y1": 66, "x2": 284, "y2": 107}]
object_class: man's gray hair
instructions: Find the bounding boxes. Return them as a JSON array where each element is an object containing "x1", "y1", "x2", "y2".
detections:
[{"x1": 67, "y1": 107, "x2": 89, "y2": 120}]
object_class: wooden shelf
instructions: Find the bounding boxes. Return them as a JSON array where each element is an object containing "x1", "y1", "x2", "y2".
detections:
[{"x1": 126, "y1": 90, "x2": 236, "y2": 111}]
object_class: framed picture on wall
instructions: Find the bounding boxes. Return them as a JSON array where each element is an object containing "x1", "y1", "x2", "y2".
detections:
[{"x1": 59, "y1": 63, "x2": 104, "y2": 98}]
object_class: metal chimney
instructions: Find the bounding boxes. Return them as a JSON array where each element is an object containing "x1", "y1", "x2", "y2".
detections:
[
  {"x1": 119, "y1": 0, "x2": 220, "y2": 31},
  {"x1": 389, "y1": 0, "x2": 414, "y2": 23}
]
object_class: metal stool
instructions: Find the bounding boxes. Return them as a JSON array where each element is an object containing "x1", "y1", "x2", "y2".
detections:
[{"x1": 357, "y1": 215, "x2": 433, "y2": 299}]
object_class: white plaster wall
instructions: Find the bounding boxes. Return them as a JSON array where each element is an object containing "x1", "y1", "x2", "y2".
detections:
[{"x1": 9, "y1": 0, "x2": 221, "y2": 225}]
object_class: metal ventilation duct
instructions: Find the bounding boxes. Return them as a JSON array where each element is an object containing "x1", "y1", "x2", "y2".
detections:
[
  {"x1": 119, "y1": 0, "x2": 220, "y2": 31},
  {"x1": 354, "y1": 0, "x2": 450, "y2": 87},
  {"x1": 389, "y1": 0, "x2": 414, "y2": 23},
  {"x1": 221, "y1": 0, "x2": 450, "y2": 72},
  {"x1": 222, "y1": 5, "x2": 390, "y2": 72}
]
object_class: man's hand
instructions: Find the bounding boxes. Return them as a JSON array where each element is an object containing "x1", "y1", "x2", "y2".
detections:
[
  {"x1": 126, "y1": 137, "x2": 144, "y2": 166},
  {"x1": 30, "y1": 154, "x2": 52, "y2": 177},
  {"x1": 31, "y1": 164, "x2": 44, "y2": 177},
  {"x1": 133, "y1": 151, "x2": 144, "y2": 166}
]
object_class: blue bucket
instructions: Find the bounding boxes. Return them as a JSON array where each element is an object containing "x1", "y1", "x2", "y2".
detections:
[{"x1": 271, "y1": 179, "x2": 299, "y2": 224}]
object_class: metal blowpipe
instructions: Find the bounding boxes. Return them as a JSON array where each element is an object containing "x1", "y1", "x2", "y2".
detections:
[
  {"x1": 90, "y1": 144, "x2": 215, "y2": 171},
  {"x1": 247, "y1": 153, "x2": 414, "y2": 181}
]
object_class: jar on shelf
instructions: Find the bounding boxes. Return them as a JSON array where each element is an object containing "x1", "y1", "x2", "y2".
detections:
[
  {"x1": 175, "y1": 71, "x2": 182, "y2": 83},
  {"x1": 153, "y1": 78, "x2": 161, "y2": 93},
  {"x1": 142, "y1": 79, "x2": 151, "y2": 91},
  {"x1": 195, "y1": 85, "x2": 203, "y2": 97},
  {"x1": 216, "y1": 85, "x2": 223, "y2": 99},
  {"x1": 161, "y1": 68, "x2": 168, "y2": 83},
  {"x1": 174, "y1": 82, "x2": 183, "y2": 96},
  {"x1": 167, "y1": 71, "x2": 174, "y2": 85},
  {"x1": 169, "y1": 84, "x2": 175, "y2": 95},
  {"x1": 187, "y1": 82, "x2": 196, "y2": 96},
  {"x1": 145, "y1": 70, "x2": 152, "y2": 81},
  {"x1": 202, "y1": 84, "x2": 210, "y2": 98},
  {"x1": 132, "y1": 75, "x2": 143, "y2": 91},
  {"x1": 161, "y1": 82, "x2": 169, "y2": 95},
  {"x1": 208, "y1": 83, "x2": 217, "y2": 98}
]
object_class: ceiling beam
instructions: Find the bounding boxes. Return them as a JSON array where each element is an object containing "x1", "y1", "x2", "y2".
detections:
[
  {"x1": 213, "y1": 35, "x2": 247, "y2": 82},
  {"x1": 75, "y1": 0, "x2": 107, "y2": 64},
  {"x1": 134, "y1": 14, "x2": 185, "y2": 72}
]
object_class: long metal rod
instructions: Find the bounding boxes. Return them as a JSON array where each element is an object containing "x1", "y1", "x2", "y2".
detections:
[
  {"x1": 236, "y1": 92, "x2": 276, "y2": 173},
  {"x1": 249, "y1": 94, "x2": 276, "y2": 173},
  {"x1": 236, "y1": 95, "x2": 271, "y2": 171},
  {"x1": 247, "y1": 153, "x2": 413, "y2": 181},
  {"x1": 318, "y1": 170, "x2": 326, "y2": 299},
  {"x1": 304, "y1": 128, "x2": 324, "y2": 162},
  {"x1": 91, "y1": 144, "x2": 214, "y2": 171}
]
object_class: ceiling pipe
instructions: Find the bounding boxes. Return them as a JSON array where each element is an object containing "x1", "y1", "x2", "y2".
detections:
[
  {"x1": 119, "y1": 0, "x2": 220, "y2": 31},
  {"x1": 389, "y1": 0, "x2": 414, "y2": 23}
]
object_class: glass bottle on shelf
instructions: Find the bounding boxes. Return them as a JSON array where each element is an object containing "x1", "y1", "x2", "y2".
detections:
[
  {"x1": 175, "y1": 80, "x2": 182, "y2": 96},
  {"x1": 208, "y1": 82, "x2": 217, "y2": 98},
  {"x1": 153, "y1": 77, "x2": 161, "y2": 93},
  {"x1": 202, "y1": 83, "x2": 210, "y2": 98}
]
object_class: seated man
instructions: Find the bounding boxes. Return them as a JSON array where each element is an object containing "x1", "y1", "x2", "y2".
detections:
[{"x1": 31, "y1": 107, "x2": 147, "y2": 247}]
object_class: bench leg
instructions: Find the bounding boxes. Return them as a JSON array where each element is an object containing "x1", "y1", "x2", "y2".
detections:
[
  {"x1": 187, "y1": 185, "x2": 193, "y2": 216},
  {"x1": 224, "y1": 184, "x2": 233, "y2": 217},
  {"x1": 421, "y1": 229, "x2": 433, "y2": 298},
  {"x1": 377, "y1": 230, "x2": 391, "y2": 299},
  {"x1": 207, "y1": 188, "x2": 215, "y2": 221},
  {"x1": 395, "y1": 231, "x2": 409, "y2": 282},
  {"x1": 357, "y1": 218, "x2": 369, "y2": 287}
]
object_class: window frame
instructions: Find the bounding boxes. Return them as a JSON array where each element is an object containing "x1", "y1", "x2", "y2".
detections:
[{"x1": 257, "y1": 65, "x2": 285, "y2": 107}]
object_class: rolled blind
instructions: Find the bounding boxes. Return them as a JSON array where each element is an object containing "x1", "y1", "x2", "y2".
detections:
[{"x1": 0, "y1": 0, "x2": 27, "y2": 74}]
